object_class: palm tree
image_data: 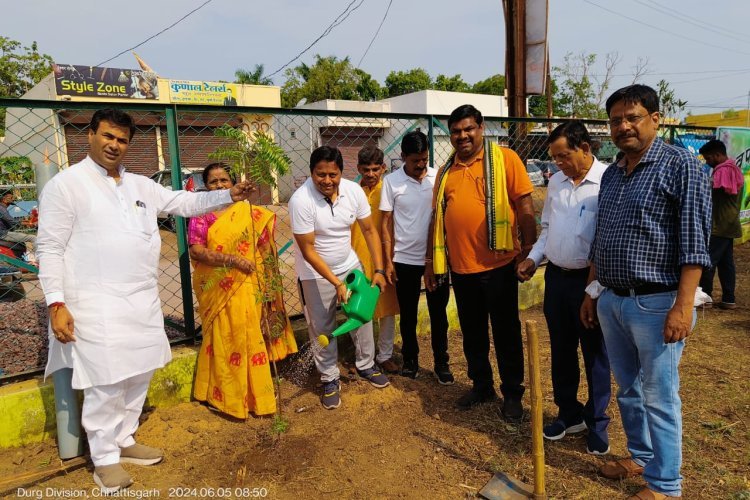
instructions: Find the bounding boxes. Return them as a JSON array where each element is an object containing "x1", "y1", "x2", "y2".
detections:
[{"x1": 234, "y1": 64, "x2": 273, "y2": 85}]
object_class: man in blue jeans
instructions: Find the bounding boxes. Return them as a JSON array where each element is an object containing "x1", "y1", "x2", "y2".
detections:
[{"x1": 581, "y1": 84, "x2": 711, "y2": 499}]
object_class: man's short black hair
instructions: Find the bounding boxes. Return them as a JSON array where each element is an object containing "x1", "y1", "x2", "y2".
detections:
[
  {"x1": 90, "y1": 109, "x2": 136, "y2": 140},
  {"x1": 699, "y1": 139, "x2": 727, "y2": 156},
  {"x1": 357, "y1": 145, "x2": 384, "y2": 166},
  {"x1": 201, "y1": 162, "x2": 235, "y2": 185},
  {"x1": 548, "y1": 120, "x2": 592, "y2": 150},
  {"x1": 447, "y1": 104, "x2": 484, "y2": 129},
  {"x1": 605, "y1": 84, "x2": 660, "y2": 116},
  {"x1": 310, "y1": 146, "x2": 344, "y2": 172},
  {"x1": 401, "y1": 131, "x2": 429, "y2": 156}
]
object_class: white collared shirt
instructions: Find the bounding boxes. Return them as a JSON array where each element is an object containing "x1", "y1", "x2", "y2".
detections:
[
  {"x1": 37, "y1": 156, "x2": 232, "y2": 388},
  {"x1": 379, "y1": 166, "x2": 437, "y2": 266},
  {"x1": 527, "y1": 158, "x2": 608, "y2": 270},
  {"x1": 289, "y1": 177, "x2": 370, "y2": 280}
]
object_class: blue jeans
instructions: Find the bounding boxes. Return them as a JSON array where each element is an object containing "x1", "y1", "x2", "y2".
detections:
[{"x1": 597, "y1": 289, "x2": 694, "y2": 497}]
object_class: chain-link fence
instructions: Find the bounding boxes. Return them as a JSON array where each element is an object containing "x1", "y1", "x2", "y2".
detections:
[{"x1": 0, "y1": 98, "x2": 717, "y2": 381}]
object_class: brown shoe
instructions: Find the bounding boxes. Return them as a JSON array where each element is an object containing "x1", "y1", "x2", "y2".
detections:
[
  {"x1": 379, "y1": 359, "x2": 400, "y2": 374},
  {"x1": 628, "y1": 486, "x2": 681, "y2": 499},
  {"x1": 599, "y1": 458, "x2": 644, "y2": 480},
  {"x1": 717, "y1": 302, "x2": 737, "y2": 310},
  {"x1": 93, "y1": 464, "x2": 133, "y2": 493}
]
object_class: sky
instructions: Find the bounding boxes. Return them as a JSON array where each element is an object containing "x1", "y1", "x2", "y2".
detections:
[{"x1": 3, "y1": 0, "x2": 749, "y2": 117}]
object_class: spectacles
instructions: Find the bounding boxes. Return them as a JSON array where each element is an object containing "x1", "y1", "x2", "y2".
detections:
[{"x1": 608, "y1": 114, "x2": 649, "y2": 128}]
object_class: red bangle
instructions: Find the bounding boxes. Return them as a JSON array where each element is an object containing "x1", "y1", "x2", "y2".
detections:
[{"x1": 49, "y1": 302, "x2": 65, "y2": 311}]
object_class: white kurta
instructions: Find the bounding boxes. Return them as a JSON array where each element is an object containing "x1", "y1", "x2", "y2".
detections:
[{"x1": 37, "y1": 156, "x2": 232, "y2": 389}]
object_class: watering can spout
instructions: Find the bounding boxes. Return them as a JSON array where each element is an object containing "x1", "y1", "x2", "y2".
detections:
[{"x1": 317, "y1": 317, "x2": 364, "y2": 347}]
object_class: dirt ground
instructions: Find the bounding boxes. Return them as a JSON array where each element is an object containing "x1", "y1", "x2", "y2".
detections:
[{"x1": 2, "y1": 244, "x2": 749, "y2": 500}]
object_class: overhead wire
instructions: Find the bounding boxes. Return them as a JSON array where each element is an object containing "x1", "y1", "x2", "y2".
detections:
[
  {"x1": 641, "y1": 0, "x2": 750, "y2": 42},
  {"x1": 357, "y1": 0, "x2": 394, "y2": 68},
  {"x1": 96, "y1": 0, "x2": 215, "y2": 67},
  {"x1": 633, "y1": 0, "x2": 750, "y2": 46},
  {"x1": 582, "y1": 0, "x2": 750, "y2": 57},
  {"x1": 267, "y1": 0, "x2": 366, "y2": 78}
]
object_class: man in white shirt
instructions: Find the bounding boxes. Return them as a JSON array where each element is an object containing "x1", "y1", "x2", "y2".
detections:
[
  {"x1": 289, "y1": 146, "x2": 388, "y2": 410},
  {"x1": 517, "y1": 121, "x2": 612, "y2": 455},
  {"x1": 37, "y1": 109, "x2": 255, "y2": 493},
  {"x1": 381, "y1": 131, "x2": 452, "y2": 384}
]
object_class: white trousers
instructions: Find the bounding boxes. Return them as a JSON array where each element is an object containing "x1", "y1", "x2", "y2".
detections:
[
  {"x1": 376, "y1": 315, "x2": 396, "y2": 363},
  {"x1": 81, "y1": 370, "x2": 154, "y2": 466}
]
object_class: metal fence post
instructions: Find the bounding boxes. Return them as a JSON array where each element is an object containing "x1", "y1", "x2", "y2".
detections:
[
  {"x1": 165, "y1": 106, "x2": 196, "y2": 339},
  {"x1": 428, "y1": 115, "x2": 435, "y2": 170}
]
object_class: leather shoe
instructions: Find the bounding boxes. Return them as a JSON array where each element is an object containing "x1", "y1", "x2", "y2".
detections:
[
  {"x1": 456, "y1": 387, "x2": 497, "y2": 410},
  {"x1": 501, "y1": 397, "x2": 523, "y2": 422},
  {"x1": 599, "y1": 458, "x2": 644, "y2": 480}
]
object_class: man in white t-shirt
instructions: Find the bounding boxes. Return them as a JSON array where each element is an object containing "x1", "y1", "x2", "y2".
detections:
[
  {"x1": 289, "y1": 146, "x2": 389, "y2": 410},
  {"x1": 381, "y1": 131, "x2": 453, "y2": 384}
]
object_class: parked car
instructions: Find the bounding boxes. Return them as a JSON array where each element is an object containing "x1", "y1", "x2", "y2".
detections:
[
  {"x1": 149, "y1": 169, "x2": 206, "y2": 230},
  {"x1": 525, "y1": 161, "x2": 546, "y2": 187},
  {"x1": 527, "y1": 159, "x2": 558, "y2": 186}
]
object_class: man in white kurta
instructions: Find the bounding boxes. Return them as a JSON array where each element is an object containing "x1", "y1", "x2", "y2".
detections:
[{"x1": 37, "y1": 109, "x2": 254, "y2": 493}]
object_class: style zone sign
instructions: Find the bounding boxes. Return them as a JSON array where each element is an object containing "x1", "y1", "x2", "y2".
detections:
[{"x1": 53, "y1": 63, "x2": 159, "y2": 99}]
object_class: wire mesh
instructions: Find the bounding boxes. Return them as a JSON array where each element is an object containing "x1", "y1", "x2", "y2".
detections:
[{"x1": 0, "y1": 99, "x2": 718, "y2": 380}]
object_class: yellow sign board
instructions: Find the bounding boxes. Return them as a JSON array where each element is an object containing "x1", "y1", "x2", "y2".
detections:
[{"x1": 168, "y1": 80, "x2": 239, "y2": 106}]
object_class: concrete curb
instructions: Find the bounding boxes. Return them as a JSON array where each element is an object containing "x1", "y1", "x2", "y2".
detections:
[{"x1": 0, "y1": 272, "x2": 545, "y2": 450}]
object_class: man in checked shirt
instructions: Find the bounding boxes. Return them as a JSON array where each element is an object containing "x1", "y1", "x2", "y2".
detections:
[{"x1": 581, "y1": 84, "x2": 711, "y2": 500}]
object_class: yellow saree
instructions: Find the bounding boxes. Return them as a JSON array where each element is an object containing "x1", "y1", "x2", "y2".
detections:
[{"x1": 192, "y1": 202, "x2": 297, "y2": 418}]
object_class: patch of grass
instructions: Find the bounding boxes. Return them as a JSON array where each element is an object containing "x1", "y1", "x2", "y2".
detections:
[{"x1": 270, "y1": 415, "x2": 289, "y2": 435}]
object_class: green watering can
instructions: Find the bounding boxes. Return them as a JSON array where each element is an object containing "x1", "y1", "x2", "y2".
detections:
[{"x1": 317, "y1": 269, "x2": 380, "y2": 347}]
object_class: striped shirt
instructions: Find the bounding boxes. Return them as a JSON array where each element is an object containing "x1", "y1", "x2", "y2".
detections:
[{"x1": 590, "y1": 138, "x2": 711, "y2": 288}]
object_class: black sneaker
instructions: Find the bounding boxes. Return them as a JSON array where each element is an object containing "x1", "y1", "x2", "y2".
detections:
[
  {"x1": 586, "y1": 432, "x2": 611, "y2": 455},
  {"x1": 401, "y1": 359, "x2": 419, "y2": 379},
  {"x1": 357, "y1": 366, "x2": 390, "y2": 388},
  {"x1": 321, "y1": 379, "x2": 341, "y2": 409},
  {"x1": 543, "y1": 418, "x2": 587, "y2": 440},
  {"x1": 434, "y1": 364, "x2": 455, "y2": 385},
  {"x1": 456, "y1": 387, "x2": 497, "y2": 410},
  {"x1": 501, "y1": 397, "x2": 524, "y2": 423}
]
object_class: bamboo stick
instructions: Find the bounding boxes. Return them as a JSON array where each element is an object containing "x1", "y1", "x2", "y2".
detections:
[{"x1": 526, "y1": 319, "x2": 547, "y2": 499}]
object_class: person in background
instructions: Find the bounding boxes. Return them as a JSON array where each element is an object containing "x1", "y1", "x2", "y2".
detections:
[
  {"x1": 425, "y1": 104, "x2": 536, "y2": 421},
  {"x1": 517, "y1": 121, "x2": 611, "y2": 455},
  {"x1": 0, "y1": 189, "x2": 37, "y2": 263},
  {"x1": 698, "y1": 139, "x2": 744, "y2": 310},
  {"x1": 351, "y1": 146, "x2": 399, "y2": 374},
  {"x1": 36, "y1": 108, "x2": 255, "y2": 493},
  {"x1": 582, "y1": 84, "x2": 711, "y2": 499},
  {"x1": 289, "y1": 146, "x2": 389, "y2": 410},
  {"x1": 381, "y1": 131, "x2": 452, "y2": 384},
  {"x1": 189, "y1": 163, "x2": 297, "y2": 419}
]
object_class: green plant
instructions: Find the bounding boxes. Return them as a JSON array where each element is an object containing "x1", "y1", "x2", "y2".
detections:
[
  {"x1": 209, "y1": 125, "x2": 290, "y2": 188},
  {"x1": 0, "y1": 156, "x2": 34, "y2": 185},
  {"x1": 270, "y1": 415, "x2": 289, "y2": 435}
]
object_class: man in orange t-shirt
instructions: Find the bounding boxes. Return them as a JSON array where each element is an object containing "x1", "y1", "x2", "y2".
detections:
[{"x1": 425, "y1": 104, "x2": 536, "y2": 421}]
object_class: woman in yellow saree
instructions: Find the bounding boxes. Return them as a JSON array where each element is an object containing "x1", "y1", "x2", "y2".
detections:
[{"x1": 189, "y1": 163, "x2": 297, "y2": 418}]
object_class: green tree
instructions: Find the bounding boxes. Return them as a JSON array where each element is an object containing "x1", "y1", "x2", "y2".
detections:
[
  {"x1": 554, "y1": 51, "x2": 622, "y2": 118},
  {"x1": 0, "y1": 37, "x2": 53, "y2": 135},
  {"x1": 433, "y1": 74, "x2": 471, "y2": 93},
  {"x1": 384, "y1": 68, "x2": 432, "y2": 97},
  {"x1": 656, "y1": 79, "x2": 687, "y2": 121},
  {"x1": 234, "y1": 64, "x2": 273, "y2": 85},
  {"x1": 280, "y1": 55, "x2": 382, "y2": 107},
  {"x1": 528, "y1": 78, "x2": 570, "y2": 117},
  {"x1": 471, "y1": 74, "x2": 505, "y2": 95}
]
